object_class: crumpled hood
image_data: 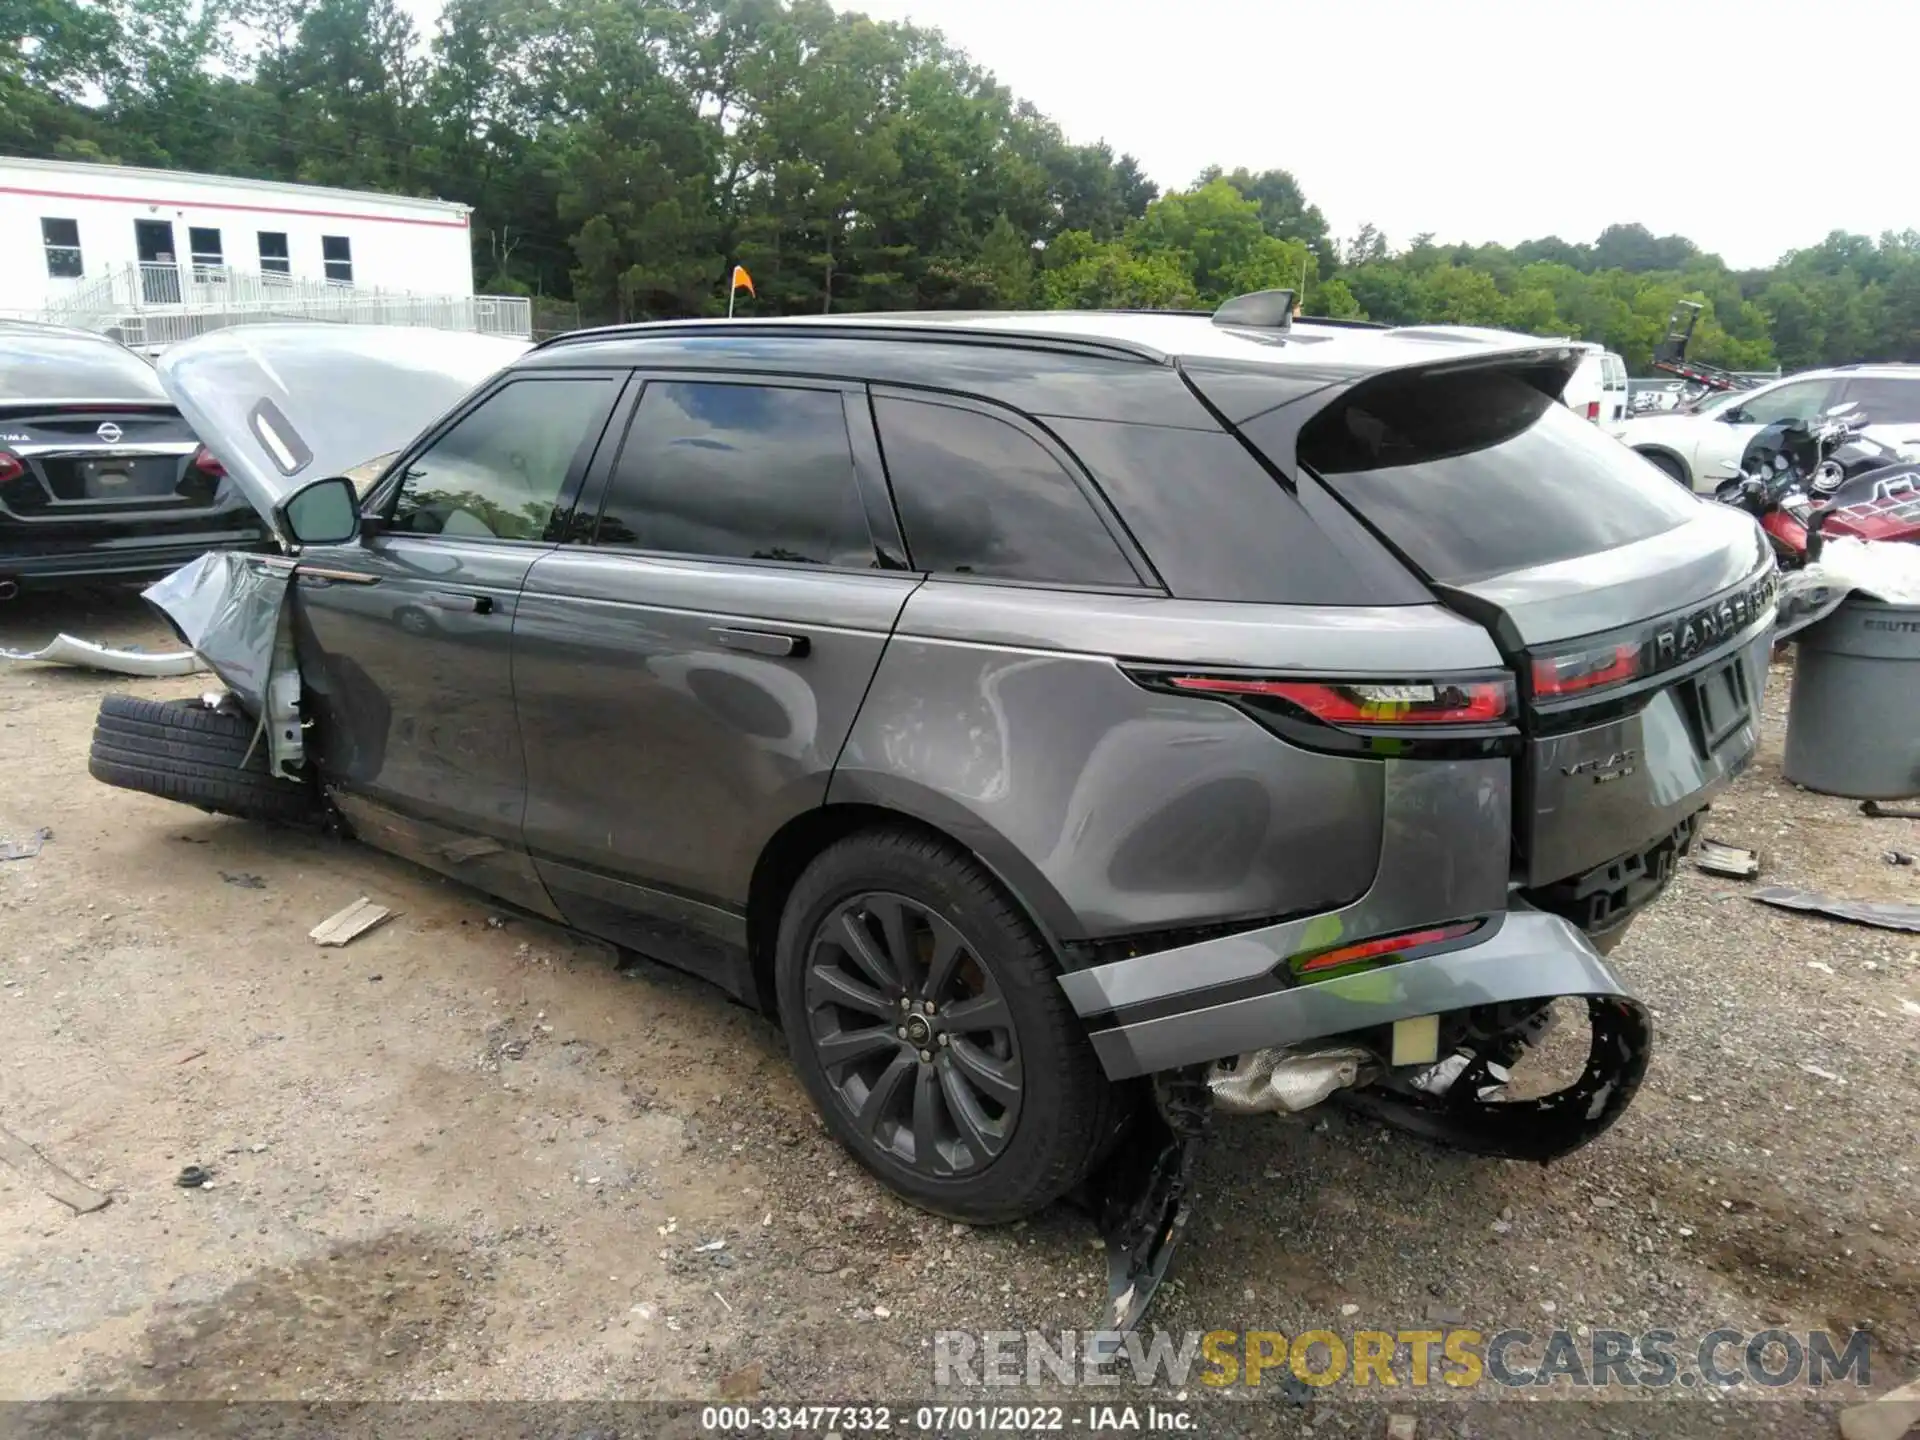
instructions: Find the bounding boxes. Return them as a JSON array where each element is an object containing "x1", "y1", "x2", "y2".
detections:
[{"x1": 155, "y1": 325, "x2": 530, "y2": 530}]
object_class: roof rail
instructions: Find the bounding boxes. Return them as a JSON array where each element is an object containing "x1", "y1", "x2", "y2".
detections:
[
  {"x1": 1212, "y1": 289, "x2": 1295, "y2": 331},
  {"x1": 533, "y1": 317, "x2": 1171, "y2": 365}
]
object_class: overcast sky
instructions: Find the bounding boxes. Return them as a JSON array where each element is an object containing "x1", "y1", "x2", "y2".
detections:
[{"x1": 399, "y1": 0, "x2": 1916, "y2": 269}]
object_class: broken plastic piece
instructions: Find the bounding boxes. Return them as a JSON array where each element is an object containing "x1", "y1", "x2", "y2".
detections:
[
  {"x1": 1751, "y1": 886, "x2": 1920, "y2": 933},
  {"x1": 0, "y1": 827, "x2": 51, "y2": 861},
  {"x1": 0, "y1": 1123, "x2": 111, "y2": 1213},
  {"x1": 0, "y1": 634, "x2": 208, "y2": 677},
  {"x1": 1085, "y1": 1069, "x2": 1209, "y2": 1335},
  {"x1": 309, "y1": 896, "x2": 394, "y2": 946},
  {"x1": 1694, "y1": 838, "x2": 1761, "y2": 879}
]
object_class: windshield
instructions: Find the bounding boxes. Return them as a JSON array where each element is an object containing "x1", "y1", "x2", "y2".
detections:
[{"x1": 1283, "y1": 369, "x2": 1699, "y2": 584}]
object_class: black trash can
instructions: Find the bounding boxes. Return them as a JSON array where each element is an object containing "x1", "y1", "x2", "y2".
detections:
[{"x1": 1782, "y1": 596, "x2": 1920, "y2": 799}]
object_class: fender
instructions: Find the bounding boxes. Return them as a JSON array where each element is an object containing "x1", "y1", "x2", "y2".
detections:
[{"x1": 824, "y1": 766, "x2": 1084, "y2": 948}]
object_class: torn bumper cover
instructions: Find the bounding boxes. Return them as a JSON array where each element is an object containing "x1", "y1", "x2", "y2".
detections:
[
  {"x1": 0, "y1": 634, "x2": 207, "y2": 678},
  {"x1": 1060, "y1": 905, "x2": 1638, "y2": 1080},
  {"x1": 142, "y1": 550, "x2": 304, "y2": 778}
]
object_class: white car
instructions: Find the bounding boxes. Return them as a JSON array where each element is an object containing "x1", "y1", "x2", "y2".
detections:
[{"x1": 1608, "y1": 364, "x2": 1920, "y2": 491}]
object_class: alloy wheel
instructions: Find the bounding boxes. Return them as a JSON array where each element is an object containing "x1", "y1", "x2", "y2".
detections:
[{"x1": 803, "y1": 892, "x2": 1023, "y2": 1176}]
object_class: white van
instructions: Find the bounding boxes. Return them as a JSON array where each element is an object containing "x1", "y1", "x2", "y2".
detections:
[{"x1": 1562, "y1": 345, "x2": 1630, "y2": 426}]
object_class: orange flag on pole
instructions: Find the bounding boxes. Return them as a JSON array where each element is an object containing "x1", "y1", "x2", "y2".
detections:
[{"x1": 728, "y1": 264, "x2": 754, "y2": 317}]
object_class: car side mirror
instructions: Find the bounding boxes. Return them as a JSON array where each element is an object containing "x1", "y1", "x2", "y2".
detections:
[
  {"x1": 274, "y1": 475, "x2": 361, "y2": 546},
  {"x1": 1720, "y1": 408, "x2": 1745, "y2": 424}
]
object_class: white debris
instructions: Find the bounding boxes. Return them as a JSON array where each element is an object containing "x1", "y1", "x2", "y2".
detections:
[
  {"x1": 1799, "y1": 1063, "x2": 1847, "y2": 1085},
  {"x1": 1, "y1": 634, "x2": 208, "y2": 677},
  {"x1": 309, "y1": 897, "x2": 394, "y2": 946}
]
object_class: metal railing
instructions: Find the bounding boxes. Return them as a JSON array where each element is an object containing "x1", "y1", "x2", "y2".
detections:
[{"x1": 40, "y1": 262, "x2": 532, "y2": 345}]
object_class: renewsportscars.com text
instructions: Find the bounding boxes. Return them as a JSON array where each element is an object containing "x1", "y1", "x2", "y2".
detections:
[{"x1": 933, "y1": 1327, "x2": 1873, "y2": 1392}]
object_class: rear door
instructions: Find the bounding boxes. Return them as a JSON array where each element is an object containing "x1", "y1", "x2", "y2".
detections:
[
  {"x1": 1837, "y1": 374, "x2": 1920, "y2": 452},
  {"x1": 1602, "y1": 354, "x2": 1630, "y2": 425},
  {"x1": 1239, "y1": 363, "x2": 1775, "y2": 894},
  {"x1": 512, "y1": 373, "x2": 920, "y2": 980}
]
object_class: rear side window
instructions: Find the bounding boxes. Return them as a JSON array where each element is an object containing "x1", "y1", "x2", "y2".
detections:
[
  {"x1": 596, "y1": 381, "x2": 874, "y2": 567},
  {"x1": 1046, "y1": 419, "x2": 1428, "y2": 604},
  {"x1": 1841, "y1": 377, "x2": 1920, "y2": 424},
  {"x1": 1286, "y1": 370, "x2": 1699, "y2": 584},
  {"x1": 873, "y1": 394, "x2": 1138, "y2": 586}
]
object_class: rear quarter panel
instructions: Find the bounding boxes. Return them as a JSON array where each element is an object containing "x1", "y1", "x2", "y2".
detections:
[{"x1": 831, "y1": 583, "x2": 1502, "y2": 941}]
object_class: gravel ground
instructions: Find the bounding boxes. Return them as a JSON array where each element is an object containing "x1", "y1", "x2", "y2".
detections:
[{"x1": 0, "y1": 587, "x2": 1915, "y2": 1439}]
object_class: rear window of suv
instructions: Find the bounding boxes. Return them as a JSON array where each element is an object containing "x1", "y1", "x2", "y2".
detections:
[{"x1": 1282, "y1": 368, "x2": 1700, "y2": 584}]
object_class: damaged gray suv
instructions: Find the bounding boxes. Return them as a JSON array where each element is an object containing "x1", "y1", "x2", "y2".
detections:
[{"x1": 92, "y1": 299, "x2": 1774, "y2": 1326}]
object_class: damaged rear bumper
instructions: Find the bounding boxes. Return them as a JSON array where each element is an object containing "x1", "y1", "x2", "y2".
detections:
[{"x1": 1059, "y1": 903, "x2": 1635, "y2": 1081}]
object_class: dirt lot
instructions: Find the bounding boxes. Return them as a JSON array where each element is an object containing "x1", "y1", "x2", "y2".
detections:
[{"x1": 1, "y1": 586, "x2": 1916, "y2": 1438}]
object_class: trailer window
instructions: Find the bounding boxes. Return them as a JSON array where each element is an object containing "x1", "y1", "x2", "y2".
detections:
[
  {"x1": 41, "y1": 218, "x2": 82, "y2": 278},
  {"x1": 322, "y1": 235, "x2": 353, "y2": 285}
]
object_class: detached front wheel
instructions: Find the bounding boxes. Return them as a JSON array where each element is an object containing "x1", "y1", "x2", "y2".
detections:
[
  {"x1": 776, "y1": 829, "x2": 1116, "y2": 1223},
  {"x1": 89, "y1": 694, "x2": 320, "y2": 824}
]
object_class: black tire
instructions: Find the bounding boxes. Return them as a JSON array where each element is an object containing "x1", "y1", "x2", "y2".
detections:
[
  {"x1": 89, "y1": 694, "x2": 321, "y2": 824},
  {"x1": 1638, "y1": 449, "x2": 1689, "y2": 487},
  {"x1": 775, "y1": 827, "x2": 1116, "y2": 1223}
]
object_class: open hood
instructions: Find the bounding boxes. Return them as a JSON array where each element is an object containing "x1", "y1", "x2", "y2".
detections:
[{"x1": 155, "y1": 325, "x2": 531, "y2": 531}]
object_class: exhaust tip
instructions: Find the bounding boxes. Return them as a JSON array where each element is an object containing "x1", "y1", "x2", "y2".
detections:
[{"x1": 0, "y1": 579, "x2": 19, "y2": 601}]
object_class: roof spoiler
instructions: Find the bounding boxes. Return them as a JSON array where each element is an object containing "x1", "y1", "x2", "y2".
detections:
[{"x1": 1213, "y1": 289, "x2": 1295, "y2": 332}]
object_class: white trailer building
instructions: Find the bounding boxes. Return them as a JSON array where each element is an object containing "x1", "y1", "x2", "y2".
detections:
[{"x1": 0, "y1": 157, "x2": 529, "y2": 345}]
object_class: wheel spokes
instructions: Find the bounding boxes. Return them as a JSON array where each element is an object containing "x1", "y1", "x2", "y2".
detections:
[
  {"x1": 814, "y1": 1023, "x2": 900, "y2": 1073},
  {"x1": 947, "y1": 1035, "x2": 1021, "y2": 1108},
  {"x1": 855, "y1": 1050, "x2": 916, "y2": 1139},
  {"x1": 937, "y1": 1057, "x2": 1009, "y2": 1161},
  {"x1": 921, "y1": 920, "x2": 967, "y2": 1000},
  {"x1": 938, "y1": 992, "x2": 1009, "y2": 1036},
  {"x1": 834, "y1": 908, "x2": 899, "y2": 993},
  {"x1": 910, "y1": 1064, "x2": 942, "y2": 1171},
  {"x1": 866, "y1": 896, "x2": 918, "y2": 992},
  {"x1": 806, "y1": 962, "x2": 896, "y2": 1020},
  {"x1": 805, "y1": 889, "x2": 1024, "y2": 1178}
]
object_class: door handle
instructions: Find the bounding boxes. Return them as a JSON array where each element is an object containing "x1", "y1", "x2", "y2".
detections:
[
  {"x1": 711, "y1": 626, "x2": 808, "y2": 658},
  {"x1": 426, "y1": 591, "x2": 494, "y2": 614}
]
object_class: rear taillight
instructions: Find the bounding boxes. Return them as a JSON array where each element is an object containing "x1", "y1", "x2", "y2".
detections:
[
  {"x1": 0, "y1": 452, "x2": 22, "y2": 483},
  {"x1": 192, "y1": 444, "x2": 225, "y2": 477},
  {"x1": 1164, "y1": 674, "x2": 1513, "y2": 725},
  {"x1": 1294, "y1": 920, "x2": 1482, "y2": 977},
  {"x1": 1584, "y1": 401, "x2": 1601, "y2": 421},
  {"x1": 1530, "y1": 641, "x2": 1643, "y2": 699}
]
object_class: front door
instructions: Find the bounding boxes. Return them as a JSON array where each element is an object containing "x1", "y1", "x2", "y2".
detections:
[
  {"x1": 133, "y1": 219, "x2": 180, "y2": 304},
  {"x1": 1695, "y1": 376, "x2": 1840, "y2": 482},
  {"x1": 292, "y1": 371, "x2": 624, "y2": 914},
  {"x1": 512, "y1": 375, "x2": 919, "y2": 985}
]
